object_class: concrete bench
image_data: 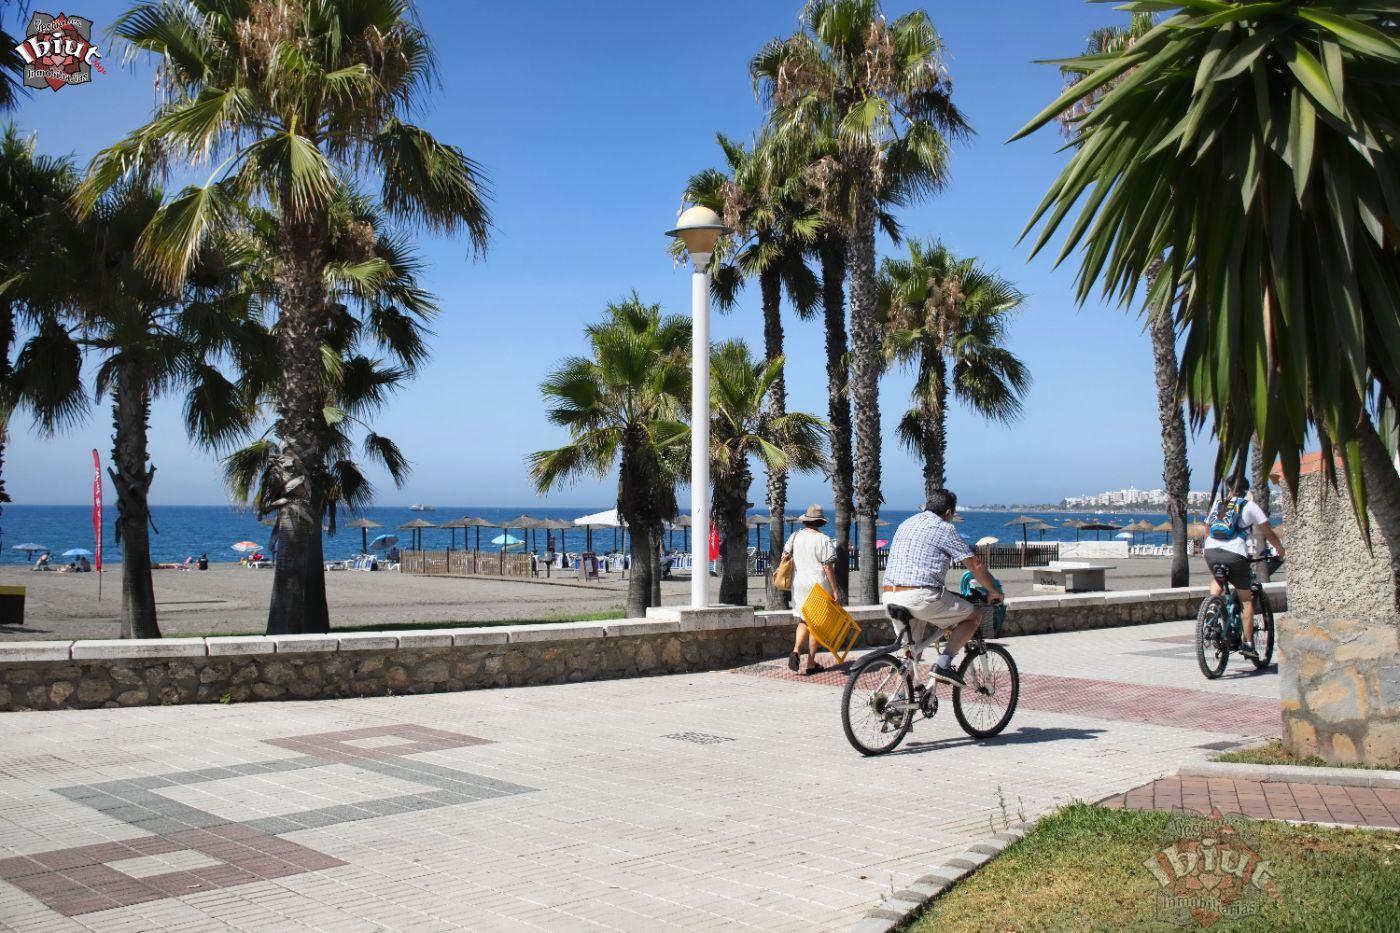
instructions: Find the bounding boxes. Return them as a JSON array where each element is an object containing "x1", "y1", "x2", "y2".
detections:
[{"x1": 1032, "y1": 561, "x2": 1116, "y2": 593}]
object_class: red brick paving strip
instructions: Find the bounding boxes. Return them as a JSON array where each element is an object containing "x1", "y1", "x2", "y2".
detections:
[
  {"x1": 1102, "y1": 777, "x2": 1400, "y2": 829},
  {"x1": 736, "y1": 662, "x2": 1282, "y2": 736},
  {"x1": 0, "y1": 824, "x2": 345, "y2": 916}
]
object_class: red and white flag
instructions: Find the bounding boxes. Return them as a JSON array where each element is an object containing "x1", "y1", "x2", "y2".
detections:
[
  {"x1": 90, "y1": 449, "x2": 102, "y2": 572},
  {"x1": 708, "y1": 521, "x2": 720, "y2": 562}
]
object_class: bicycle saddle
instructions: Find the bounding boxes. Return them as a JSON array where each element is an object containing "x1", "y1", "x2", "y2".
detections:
[{"x1": 885, "y1": 604, "x2": 913, "y2": 623}]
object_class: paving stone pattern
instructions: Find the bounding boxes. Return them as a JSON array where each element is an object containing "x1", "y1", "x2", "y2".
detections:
[
  {"x1": 1102, "y1": 776, "x2": 1400, "y2": 829},
  {"x1": 0, "y1": 619, "x2": 1282, "y2": 931}
]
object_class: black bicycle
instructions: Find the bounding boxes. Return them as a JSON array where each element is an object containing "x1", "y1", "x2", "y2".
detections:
[
  {"x1": 841, "y1": 593, "x2": 1019, "y2": 756},
  {"x1": 1196, "y1": 553, "x2": 1281, "y2": 679}
]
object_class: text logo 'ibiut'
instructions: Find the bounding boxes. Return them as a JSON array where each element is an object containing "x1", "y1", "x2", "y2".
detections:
[
  {"x1": 14, "y1": 12, "x2": 106, "y2": 92},
  {"x1": 1145, "y1": 809, "x2": 1276, "y2": 928}
]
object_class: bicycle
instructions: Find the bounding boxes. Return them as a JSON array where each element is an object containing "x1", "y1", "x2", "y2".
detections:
[
  {"x1": 841, "y1": 588, "x2": 1020, "y2": 756},
  {"x1": 1195, "y1": 553, "x2": 1282, "y2": 679}
]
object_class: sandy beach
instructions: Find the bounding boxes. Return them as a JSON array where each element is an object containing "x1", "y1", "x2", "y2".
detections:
[{"x1": 0, "y1": 554, "x2": 1245, "y2": 641}]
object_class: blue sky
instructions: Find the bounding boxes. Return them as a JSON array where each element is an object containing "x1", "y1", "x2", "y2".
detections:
[{"x1": 5, "y1": 0, "x2": 1220, "y2": 510}]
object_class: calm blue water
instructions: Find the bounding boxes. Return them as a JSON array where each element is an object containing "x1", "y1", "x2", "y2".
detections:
[{"x1": 0, "y1": 504, "x2": 1194, "y2": 566}]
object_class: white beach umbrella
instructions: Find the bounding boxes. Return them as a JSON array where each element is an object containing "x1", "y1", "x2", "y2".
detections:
[
  {"x1": 573, "y1": 508, "x2": 623, "y2": 528},
  {"x1": 975, "y1": 536, "x2": 999, "y2": 546}
]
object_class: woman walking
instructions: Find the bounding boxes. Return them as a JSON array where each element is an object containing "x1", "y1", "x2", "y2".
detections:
[{"x1": 784, "y1": 504, "x2": 840, "y2": 675}]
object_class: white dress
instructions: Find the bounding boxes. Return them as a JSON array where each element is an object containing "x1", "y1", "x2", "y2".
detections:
[{"x1": 783, "y1": 528, "x2": 836, "y2": 619}]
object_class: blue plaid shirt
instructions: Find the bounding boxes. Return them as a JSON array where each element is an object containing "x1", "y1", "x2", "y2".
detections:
[{"x1": 883, "y1": 511, "x2": 974, "y2": 589}]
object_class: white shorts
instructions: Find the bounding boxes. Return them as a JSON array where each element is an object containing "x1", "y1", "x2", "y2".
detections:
[{"x1": 880, "y1": 587, "x2": 973, "y2": 644}]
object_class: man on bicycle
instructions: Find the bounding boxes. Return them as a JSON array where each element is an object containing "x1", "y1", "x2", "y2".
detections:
[
  {"x1": 881, "y1": 488, "x2": 1004, "y2": 688},
  {"x1": 1203, "y1": 480, "x2": 1285, "y2": 660}
]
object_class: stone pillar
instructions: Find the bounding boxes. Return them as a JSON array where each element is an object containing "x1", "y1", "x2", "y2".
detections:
[{"x1": 1278, "y1": 461, "x2": 1400, "y2": 766}]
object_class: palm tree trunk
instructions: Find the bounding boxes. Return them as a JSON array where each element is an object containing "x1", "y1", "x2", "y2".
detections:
[
  {"x1": 1148, "y1": 261, "x2": 1190, "y2": 587},
  {"x1": 268, "y1": 213, "x2": 331, "y2": 635},
  {"x1": 919, "y1": 348, "x2": 949, "y2": 499},
  {"x1": 1250, "y1": 436, "x2": 1274, "y2": 579},
  {"x1": 618, "y1": 438, "x2": 652, "y2": 618},
  {"x1": 847, "y1": 166, "x2": 882, "y2": 606},
  {"x1": 628, "y1": 524, "x2": 653, "y2": 616},
  {"x1": 716, "y1": 462, "x2": 750, "y2": 606},
  {"x1": 111, "y1": 362, "x2": 160, "y2": 639},
  {"x1": 0, "y1": 306, "x2": 12, "y2": 517},
  {"x1": 649, "y1": 521, "x2": 663, "y2": 607},
  {"x1": 759, "y1": 264, "x2": 789, "y2": 611},
  {"x1": 821, "y1": 237, "x2": 853, "y2": 601},
  {"x1": 1355, "y1": 416, "x2": 1400, "y2": 608}
]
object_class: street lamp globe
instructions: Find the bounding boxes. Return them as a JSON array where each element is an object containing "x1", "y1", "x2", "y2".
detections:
[{"x1": 666, "y1": 205, "x2": 729, "y2": 269}]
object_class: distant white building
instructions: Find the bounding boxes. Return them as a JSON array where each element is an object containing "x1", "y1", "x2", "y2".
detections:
[{"x1": 1062, "y1": 487, "x2": 1213, "y2": 509}]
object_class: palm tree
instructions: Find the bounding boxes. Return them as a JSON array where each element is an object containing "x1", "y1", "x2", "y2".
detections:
[
  {"x1": 1015, "y1": 3, "x2": 1400, "y2": 760},
  {"x1": 682, "y1": 131, "x2": 819, "y2": 608},
  {"x1": 0, "y1": 125, "x2": 75, "y2": 531},
  {"x1": 84, "y1": 0, "x2": 491, "y2": 635},
  {"x1": 753, "y1": 0, "x2": 970, "y2": 605},
  {"x1": 225, "y1": 192, "x2": 429, "y2": 558},
  {"x1": 12, "y1": 181, "x2": 256, "y2": 638},
  {"x1": 530, "y1": 296, "x2": 690, "y2": 618},
  {"x1": 880, "y1": 240, "x2": 1029, "y2": 500},
  {"x1": 1057, "y1": 12, "x2": 1191, "y2": 587},
  {"x1": 709, "y1": 340, "x2": 827, "y2": 605}
]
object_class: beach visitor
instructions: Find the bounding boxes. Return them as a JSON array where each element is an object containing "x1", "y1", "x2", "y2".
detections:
[
  {"x1": 78, "y1": 557, "x2": 92, "y2": 572},
  {"x1": 783, "y1": 504, "x2": 839, "y2": 675},
  {"x1": 32, "y1": 553, "x2": 49, "y2": 571},
  {"x1": 881, "y1": 489, "x2": 1003, "y2": 688},
  {"x1": 386, "y1": 545, "x2": 400, "y2": 563},
  {"x1": 1203, "y1": 480, "x2": 1284, "y2": 660},
  {"x1": 197, "y1": 553, "x2": 209, "y2": 571}
]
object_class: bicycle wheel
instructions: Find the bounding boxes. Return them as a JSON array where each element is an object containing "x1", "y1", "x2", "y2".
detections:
[
  {"x1": 1251, "y1": 590, "x2": 1275, "y2": 670},
  {"x1": 953, "y1": 644, "x2": 1019, "y2": 739},
  {"x1": 1196, "y1": 596, "x2": 1229, "y2": 679},
  {"x1": 842, "y1": 653, "x2": 914, "y2": 756}
]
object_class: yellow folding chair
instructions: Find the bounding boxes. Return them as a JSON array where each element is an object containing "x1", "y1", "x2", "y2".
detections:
[{"x1": 801, "y1": 584, "x2": 862, "y2": 663}]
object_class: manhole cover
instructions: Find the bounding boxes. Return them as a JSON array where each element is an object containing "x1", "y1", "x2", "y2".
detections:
[
  {"x1": 663, "y1": 732, "x2": 735, "y2": 745},
  {"x1": 1196, "y1": 740, "x2": 1240, "y2": 751}
]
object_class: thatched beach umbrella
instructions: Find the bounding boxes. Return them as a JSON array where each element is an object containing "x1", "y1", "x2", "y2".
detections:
[
  {"x1": 1003, "y1": 515, "x2": 1042, "y2": 548},
  {"x1": 1152, "y1": 520, "x2": 1174, "y2": 533},
  {"x1": 439, "y1": 516, "x2": 472, "y2": 550},
  {"x1": 1063, "y1": 518, "x2": 1087, "y2": 541},
  {"x1": 1078, "y1": 521, "x2": 1123, "y2": 541},
  {"x1": 398, "y1": 518, "x2": 436, "y2": 551},
  {"x1": 345, "y1": 517, "x2": 381, "y2": 553},
  {"x1": 1187, "y1": 522, "x2": 1210, "y2": 540},
  {"x1": 1025, "y1": 520, "x2": 1054, "y2": 540},
  {"x1": 458, "y1": 516, "x2": 495, "y2": 552}
]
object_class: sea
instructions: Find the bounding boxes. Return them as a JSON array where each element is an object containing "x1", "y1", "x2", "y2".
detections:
[{"x1": 0, "y1": 504, "x2": 1197, "y2": 566}]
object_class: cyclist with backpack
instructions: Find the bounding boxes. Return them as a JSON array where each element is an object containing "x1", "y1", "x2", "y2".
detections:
[{"x1": 1203, "y1": 481, "x2": 1284, "y2": 660}]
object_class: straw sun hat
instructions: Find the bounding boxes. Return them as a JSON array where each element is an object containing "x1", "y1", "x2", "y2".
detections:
[{"x1": 799, "y1": 504, "x2": 827, "y2": 526}]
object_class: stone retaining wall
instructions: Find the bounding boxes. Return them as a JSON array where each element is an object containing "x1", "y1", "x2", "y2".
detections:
[{"x1": 0, "y1": 585, "x2": 1285, "y2": 713}]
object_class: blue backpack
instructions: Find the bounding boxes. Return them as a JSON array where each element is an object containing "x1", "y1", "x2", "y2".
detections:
[{"x1": 1208, "y1": 497, "x2": 1247, "y2": 541}]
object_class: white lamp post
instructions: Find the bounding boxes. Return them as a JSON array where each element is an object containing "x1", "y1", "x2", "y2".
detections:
[{"x1": 667, "y1": 206, "x2": 730, "y2": 608}]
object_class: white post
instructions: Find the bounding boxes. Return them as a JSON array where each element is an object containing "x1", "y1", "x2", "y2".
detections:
[{"x1": 690, "y1": 253, "x2": 711, "y2": 608}]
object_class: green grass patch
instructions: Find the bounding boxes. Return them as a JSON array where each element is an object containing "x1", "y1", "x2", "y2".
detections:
[
  {"x1": 1215, "y1": 739, "x2": 1400, "y2": 771},
  {"x1": 168, "y1": 610, "x2": 626, "y2": 638},
  {"x1": 910, "y1": 803, "x2": 1400, "y2": 933}
]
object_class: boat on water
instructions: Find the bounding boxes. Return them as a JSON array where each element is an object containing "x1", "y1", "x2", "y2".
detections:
[{"x1": 409, "y1": 504, "x2": 436, "y2": 512}]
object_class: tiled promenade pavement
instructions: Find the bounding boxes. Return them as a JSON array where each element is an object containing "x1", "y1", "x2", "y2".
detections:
[
  {"x1": 0, "y1": 619, "x2": 1280, "y2": 931},
  {"x1": 1102, "y1": 776, "x2": 1400, "y2": 829}
]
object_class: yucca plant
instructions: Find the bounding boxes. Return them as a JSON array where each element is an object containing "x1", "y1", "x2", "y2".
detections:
[
  {"x1": 84, "y1": 0, "x2": 491, "y2": 634},
  {"x1": 1014, "y1": 0, "x2": 1400, "y2": 540}
]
